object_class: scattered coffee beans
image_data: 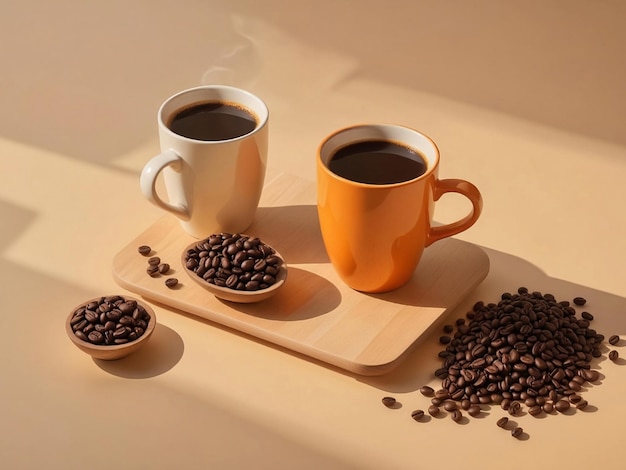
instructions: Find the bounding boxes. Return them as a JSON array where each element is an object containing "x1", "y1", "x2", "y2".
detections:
[
  {"x1": 137, "y1": 245, "x2": 152, "y2": 256},
  {"x1": 511, "y1": 427, "x2": 523, "y2": 439},
  {"x1": 609, "y1": 335, "x2": 620, "y2": 346},
  {"x1": 148, "y1": 256, "x2": 161, "y2": 266},
  {"x1": 609, "y1": 350, "x2": 619, "y2": 361},
  {"x1": 382, "y1": 397, "x2": 397, "y2": 408},
  {"x1": 411, "y1": 409, "x2": 425, "y2": 421},
  {"x1": 573, "y1": 297, "x2": 586, "y2": 306},
  {"x1": 450, "y1": 409, "x2": 463, "y2": 422},
  {"x1": 420, "y1": 385, "x2": 435, "y2": 397},
  {"x1": 70, "y1": 296, "x2": 150, "y2": 345},
  {"x1": 496, "y1": 417, "x2": 509, "y2": 428},
  {"x1": 184, "y1": 233, "x2": 284, "y2": 291}
]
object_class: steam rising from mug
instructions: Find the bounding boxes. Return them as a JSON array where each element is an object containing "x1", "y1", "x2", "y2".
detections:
[{"x1": 200, "y1": 3, "x2": 262, "y2": 88}]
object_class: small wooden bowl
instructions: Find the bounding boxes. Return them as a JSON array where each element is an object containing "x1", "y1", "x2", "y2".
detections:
[
  {"x1": 181, "y1": 238, "x2": 288, "y2": 303},
  {"x1": 65, "y1": 295, "x2": 157, "y2": 360}
]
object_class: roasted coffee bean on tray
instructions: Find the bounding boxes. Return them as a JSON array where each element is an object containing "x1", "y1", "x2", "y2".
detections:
[
  {"x1": 432, "y1": 288, "x2": 607, "y2": 419},
  {"x1": 137, "y1": 245, "x2": 152, "y2": 256},
  {"x1": 69, "y1": 295, "x2": 151, "y2": 346},
  {"x1": 164, "y1": 277, "x2": 179, "y2": 289},
  {"x1": 184, "y1": 233, "x2": 284, "y2": 291}
]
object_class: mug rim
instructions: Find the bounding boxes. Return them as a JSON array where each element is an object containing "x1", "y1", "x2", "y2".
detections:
[
  {"x1": 158, "y1": 85, "x2": 269, "y2": 144},
  {"x1": 317, "y1": 123, "x2": 441, "y2": 188}
]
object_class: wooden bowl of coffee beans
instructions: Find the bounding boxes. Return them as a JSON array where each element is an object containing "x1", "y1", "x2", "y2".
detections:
[
  {"x1": 66, "y1": 295, "x2": 157, "y2": 360},
  {"x1": 182, "y1": 233, "x2": 288, "y2": 303}
]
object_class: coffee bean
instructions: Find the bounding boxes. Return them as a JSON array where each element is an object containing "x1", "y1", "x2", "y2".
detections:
[
  {"x1": 576, "y1": 400, "x2": 588, "y2": 410},
  {"x1": 148, "y1": 256, "x2": 160, "y2": 266},
  {"x1": 137, "y1": 245, "x2": 152, "y2": 256},
  {"x1": 581, "y1": 311, "x2": 594, "y2": 321},
  {"x1": 87, "y1": 331, "x2": 104, "y2": 344},
  {"x1": 542, "y1": 402, "x2": 554, "y2": 414},
  {"x1": 573, "y1": 297, "x2": 586, "y2": 306},
  {"x1": 439, "y1": 335, "x2": 451, "y2": 345},
  {"x1": 382, "y1": 397, "x2": 397, "y2": 408},
  {"x1": 419, "y1": 385, "x2": 435, "y2": 397},
  {"x1": 609, "y1": 350, "x2": 619, "y2": 361},
  {"x1": 411, "y1": 409, "x2": 425, "y2": 421},
  {"x1": 443, "y1": 324, "x2": 454, "y2": 334},
  {"x1": 72, "y1": 319, "x2": 88, "y2": 331},
  {"x1": 165, "y1": 278, "x2": 179, "y2": 289},
  {"x1": 511, "y1": 427, "x2": 523, "y2": 438},
  {"x1": 443, "y1": 401, "x2": 457, "y2": 412},
  {"x1": 75, "y1": 330, "x2": 88, "y2": 341},
  {"x1": 496, "y1": 417, "x2": 509, "y2": 428},
  {"x1": 147, "y1": 265, "x2": 160, "y2": 277},
  {"x1": 467, "y1": 405, "x2": 481, "y2": 417},
  {"x1": 555, "y1": 400, "x2": 570, "y2": 413},
  {"x1": 609, "y1": 335, "x2": 620, "y2": 346},
  {"x1": 508, "y1": 401, "x2": 521, "y2": 416},
  {"x1": 428, "y1": 405, "x2": 440, "y2": 417},
  {"x1": 528, "y1": 405, "x2": 543, "y2": 417},
  {"x1": 568, "y1": 394, "x2": 583, "y2": 404},
  {"x1": 450, "y1": 409, "x2": 463, "y2": 422},
  {"x1": 84, "y1": 310, "x2": 99, "y2": 323},
  {"x1": 158, "y1": 263, "x2": 170, "y2": 274}
]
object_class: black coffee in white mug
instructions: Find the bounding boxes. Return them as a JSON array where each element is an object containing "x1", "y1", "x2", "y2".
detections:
[{"x1": 168, "y1": 101, "x2": 258, "y2": 141}]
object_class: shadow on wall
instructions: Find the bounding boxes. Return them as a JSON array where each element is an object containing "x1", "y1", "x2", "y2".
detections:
[
  {"x1": 232, "y1": 0, "x2": 626, "y2": 148},
  {"x1": 0, "y1": 0, "x2": 259, "y2": 163},
  {"x1": 3, "y1": 1, "x2": 624, "y2": 163}
]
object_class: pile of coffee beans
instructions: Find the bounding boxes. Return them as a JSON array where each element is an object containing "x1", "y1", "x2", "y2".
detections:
[
  {"x1": 433, "y1": 288, "x2": 602, "y2": 416},
  {"x1": 69, "y1": 295, "x2": 151, "y2": 345},
  {"x1": 184, "y1": 233, "x2": 284, "y2": 291},
  {"x1": 382, "y1": 288, "x2": 624, "y2": 439}
]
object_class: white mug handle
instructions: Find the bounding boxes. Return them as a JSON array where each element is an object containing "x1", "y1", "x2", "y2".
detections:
[{"x1": 140, "y1": 149, "x2": 191, "y2": 220}]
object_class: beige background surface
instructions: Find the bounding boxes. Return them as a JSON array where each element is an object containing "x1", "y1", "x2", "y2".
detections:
[{"x1": 2, "y1": 1, "x2": 625, "y2": 469}]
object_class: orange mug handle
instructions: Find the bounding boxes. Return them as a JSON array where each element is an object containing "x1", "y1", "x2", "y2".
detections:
[{"x1": 426, "y1": 179, "x2": 483, "y2": 247}]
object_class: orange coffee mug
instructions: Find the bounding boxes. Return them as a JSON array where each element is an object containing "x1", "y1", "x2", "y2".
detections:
[{"x1": 317, "y1": 124, "x2": 483, "y2": 293}]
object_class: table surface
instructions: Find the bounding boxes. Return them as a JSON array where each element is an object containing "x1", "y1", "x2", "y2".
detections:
[{"x1": 2, "y1": 2, "x2": 626, "y2": 469}]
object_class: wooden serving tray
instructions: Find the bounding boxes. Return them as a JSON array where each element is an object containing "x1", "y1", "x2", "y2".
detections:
[{"x1": 113, "y1": 174, "x2": 489, "y2": 375}]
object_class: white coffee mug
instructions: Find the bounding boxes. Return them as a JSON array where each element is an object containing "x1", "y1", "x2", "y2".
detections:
[{"x1": 140, "y1": 85, "x2": 269, "y2": 238}]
